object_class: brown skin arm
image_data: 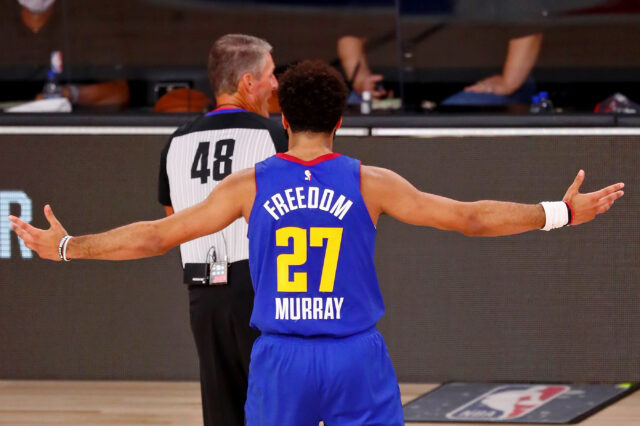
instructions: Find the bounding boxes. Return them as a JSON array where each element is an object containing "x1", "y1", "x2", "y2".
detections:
[
  {"x1": 70, "y1": 80, "x2": 130, "y2": 108},
  {"x1": 9, "y1": 169, "x2": 256, "y2": 261},
  {"x1": 337, "y1": 35, "x2": 387, "y2": 98},
  {"x1": 465, "y1": 33, "x2": 543, "y2": 96},
  {"x1": 37, "y1": 80, "x2": 130, "y2": 108},
  {"x1": 361, "y1": 166, "x2": 624, "y2": 236},
  {"x1": 8, "y1": 160, "x2": 625, "y2": 258}
]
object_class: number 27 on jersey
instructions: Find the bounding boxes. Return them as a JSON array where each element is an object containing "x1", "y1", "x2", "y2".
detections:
[{"x1": 276, "y1": 227, "x2": 343, "y2": 293}]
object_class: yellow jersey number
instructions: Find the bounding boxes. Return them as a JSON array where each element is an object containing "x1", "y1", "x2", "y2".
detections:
[{"x1": 276, "y1": 227, "x2": 343, "y2": 293}]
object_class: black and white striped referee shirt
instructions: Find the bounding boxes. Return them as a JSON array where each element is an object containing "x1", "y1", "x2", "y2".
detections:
[{"x1": 158, "y1": 110, "x2": 288, "y2": 267}]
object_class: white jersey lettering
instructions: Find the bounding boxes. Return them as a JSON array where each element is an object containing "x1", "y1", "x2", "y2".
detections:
[
  {"x1": 274, "y1": 297, "x2": 345, "y2": 321},
  {"x1": 263, "y1": 187, "x2": 353, "y2": 221}
]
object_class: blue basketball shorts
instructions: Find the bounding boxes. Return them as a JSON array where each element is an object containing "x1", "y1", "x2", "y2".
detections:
[{"x1": 245, "y1": 327, "x2": 403, "y2": 426}]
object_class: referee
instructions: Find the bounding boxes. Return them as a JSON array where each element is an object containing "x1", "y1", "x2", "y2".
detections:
[{"x1": 158, "y1": 34, "x2": 287, "y2": 426}]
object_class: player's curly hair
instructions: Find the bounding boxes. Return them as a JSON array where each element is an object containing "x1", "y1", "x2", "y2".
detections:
[{"x1": 277, "y1": 60, "x2": 348, "y2": 134}]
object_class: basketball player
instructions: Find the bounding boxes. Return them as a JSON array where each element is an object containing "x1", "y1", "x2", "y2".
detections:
[
  {"x1": 158, "y1": 34, "x2": 286, "y2": 426},
  {"x1": 9, "y1": 60, "x2": 624, "y2": 425}
]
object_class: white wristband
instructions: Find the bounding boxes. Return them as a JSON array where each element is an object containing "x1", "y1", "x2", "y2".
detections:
[
  {"x1": 540, "y1": 201, "x2": 570, "y2": 231},
  {"x1": 62, "y1": 235, "x2": 72, "y2": 261},
  {"x1": 58, "y1": 235, "x2": 72, "y2": 261}
]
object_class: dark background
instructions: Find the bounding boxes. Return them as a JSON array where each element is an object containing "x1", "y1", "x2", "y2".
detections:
[
  {"x1": 1, "y1": 129, "x2": 637, "y2": 382},
  {"x1": 2, "y1": 0, "x2": 640, "y2": 111}
]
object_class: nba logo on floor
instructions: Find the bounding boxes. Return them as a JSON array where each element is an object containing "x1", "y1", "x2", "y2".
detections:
[{"x1": 446, "y1": 384, "x2": 570, "y2": 420}]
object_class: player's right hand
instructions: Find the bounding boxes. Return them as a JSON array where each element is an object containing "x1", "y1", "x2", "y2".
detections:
[{"x1": 9, "y1": 204, "x2": 68, "y2": 261}]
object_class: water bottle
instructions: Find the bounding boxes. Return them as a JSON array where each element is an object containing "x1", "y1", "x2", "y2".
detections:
[
  {"x1": 42, "y1": 70, "x2": 62, "y2": 98},
  {"x1": 529, "y1": 95, "x2": 541, "y2": 114},
  {"x1": 538, "y1": 91, "x2": 554, "y2": 113},
  {"x1": 43, "y1": 51, "x2": 63, "y2": 99},
  {"x1": 360, "y1": 90, "x2": 372, "y2": 115}
]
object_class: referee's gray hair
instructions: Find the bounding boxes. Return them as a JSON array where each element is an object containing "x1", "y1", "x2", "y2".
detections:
[{"x1": 208, "y1": 34, "x2": 273, "y2": 96}]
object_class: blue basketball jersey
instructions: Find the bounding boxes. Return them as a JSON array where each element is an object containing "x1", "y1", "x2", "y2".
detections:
[{"x1": 248, "y1": 153, "x2": 385, "y2": 337}]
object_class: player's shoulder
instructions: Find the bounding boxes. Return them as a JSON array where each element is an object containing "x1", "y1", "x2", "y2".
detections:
[
  {"x1": 361, "y1": 164, "x2": 387, "y2": 175},
  {"x1": 361, "y1": 164, "x2": 401, "y2": 188}
]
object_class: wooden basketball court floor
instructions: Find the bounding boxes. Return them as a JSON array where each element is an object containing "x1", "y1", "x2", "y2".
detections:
[{"x1": 0, "y1": 381, "x2": 638, "y2": 425}]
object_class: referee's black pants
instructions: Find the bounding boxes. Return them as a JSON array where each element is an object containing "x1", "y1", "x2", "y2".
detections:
[{"x1": 188, "y1": 260, "x2": 259, "y2": 426}]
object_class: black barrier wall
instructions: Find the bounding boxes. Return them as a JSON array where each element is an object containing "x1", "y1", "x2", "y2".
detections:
[{"x1": 1, "y1": 132, "x2": 638, "y2": 382}]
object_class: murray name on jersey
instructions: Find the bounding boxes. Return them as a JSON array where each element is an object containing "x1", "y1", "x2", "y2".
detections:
[
  {"x1": 276, "y1": 297, "x2": 344, "y2": 320},
  {"x1": 262, "y1": 186, "x2": 353, "y2": 221}
]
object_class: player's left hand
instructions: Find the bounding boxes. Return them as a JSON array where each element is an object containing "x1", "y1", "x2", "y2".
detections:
[
  {"x1": 8, "y1": 204, "x2": 68, "y2": 261},
  {"x1": 562, "y1": 170, "x2": 624, "y2": 226}
]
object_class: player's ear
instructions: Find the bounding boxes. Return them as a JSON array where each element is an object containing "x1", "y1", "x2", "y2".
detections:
[
  {"x1": 281, "y1": 114, "x2": 290, "y2": 130},
  {"x1": 334, "y1": 117, "x2": 343, "y2": 131}
]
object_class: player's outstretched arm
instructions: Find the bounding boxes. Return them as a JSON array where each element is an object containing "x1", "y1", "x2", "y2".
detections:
[
  {"x1": 8, "y1": 168, "x2": 255, "y2": 261},
  {"x1": 361, "y1": 166, "x2": 624, "y2": 236}
]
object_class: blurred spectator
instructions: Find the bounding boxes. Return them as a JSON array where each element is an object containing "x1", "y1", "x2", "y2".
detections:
[
  {"x1": 335, "y1": 32, "x2": 542, "y2": 108},
  {"x1": 36, "y1": 80, "x2": 130, "y2": 109},
  {"x1": 442, "y1": 33, "x2": 543, "y2": 106},
  {"x1": 18, "y1": 0, "x2": 55, "y2": 33},
  {"x1": 334, "y1": 28, "x2": 542, "y2": 107},
  {"x1": 337, "y1": 35, "x2": 388, "y2": 102},
  {"x1": 17, "y1": 0, "x2": 130, "y2": 109}
]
